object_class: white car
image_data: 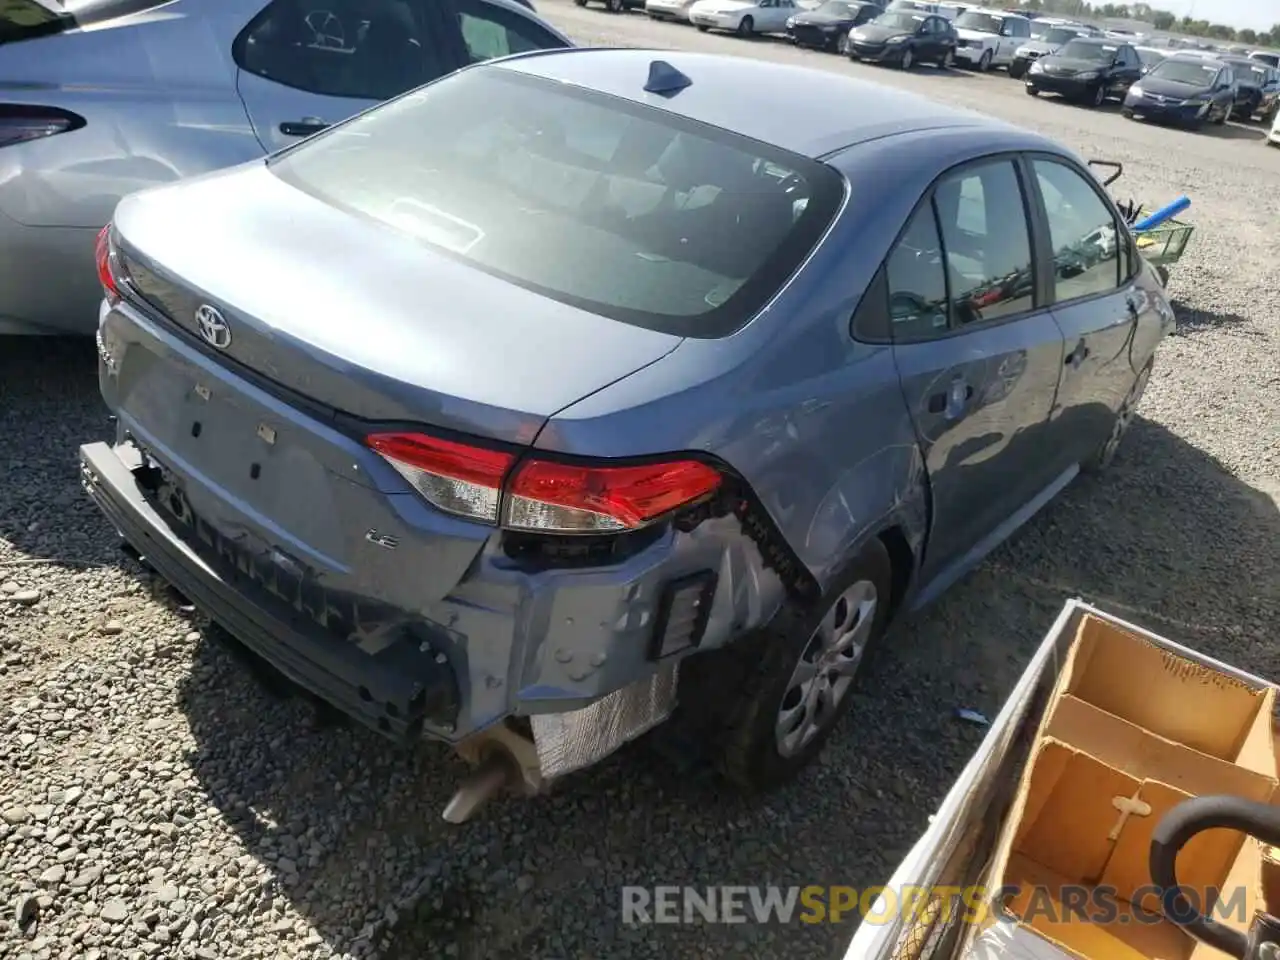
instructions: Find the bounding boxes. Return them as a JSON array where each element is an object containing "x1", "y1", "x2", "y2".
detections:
[
  {"x1": 646, "y1": 0, "x2": 698, "y2": 19},
  {"x1": 689, "y1": 0, "x2": 796, "y2": 35},
  {"x1": 950, "y1": 7, "x2": 1031, "y2": 71}
]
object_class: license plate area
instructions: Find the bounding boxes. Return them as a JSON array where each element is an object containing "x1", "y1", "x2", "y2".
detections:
[{"x1": 115, "y1": 336, "x2": 349, "y2": 561}]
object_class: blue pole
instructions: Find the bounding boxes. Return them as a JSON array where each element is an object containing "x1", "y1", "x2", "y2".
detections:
[{"x1": 1134, "y1": 196, "x2": 1191, "y2": 233}]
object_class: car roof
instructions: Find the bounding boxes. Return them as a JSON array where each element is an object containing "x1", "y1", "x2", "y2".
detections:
[{"x1": 494, "y1": 49, "x2": 1009, "y2": 159}]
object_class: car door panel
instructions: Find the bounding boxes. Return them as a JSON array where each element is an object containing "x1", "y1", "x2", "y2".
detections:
[
  {"x1": 232, "y1": 0, "x2": 567, "y2": 153},
  {"x1": 885, "y1": 159, "x2": 1065, "y2": 578},
  {"x1": 1029, "y1": 156, "x2": 1154, "y2": 471}
]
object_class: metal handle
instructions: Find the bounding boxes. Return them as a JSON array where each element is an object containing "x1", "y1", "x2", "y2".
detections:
[
  {"x1": 279, "y1": 118, "x2": 329, "y2": 137},
  {"x1": 1149, "y1": 795, "x2": 1280, "y2": 959}
]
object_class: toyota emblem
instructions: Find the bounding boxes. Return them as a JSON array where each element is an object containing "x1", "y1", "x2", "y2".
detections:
[{"x1": 195, "y1": 304, "x2": 231, "y2": 350}]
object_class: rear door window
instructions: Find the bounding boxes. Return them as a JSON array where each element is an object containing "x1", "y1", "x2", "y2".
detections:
[
  {"x1": 1032, "y1": 158, "x2": 1123, "y2": 303},
  {"x1": 932, "y1": 159, "x2": 1036, "y2": 325},
  {"x1": 268, "y1": 66, "x2": 844, "y2": 338},
  {"x1": 456, "y1": 0, "x2": 568, "y2": 63}
]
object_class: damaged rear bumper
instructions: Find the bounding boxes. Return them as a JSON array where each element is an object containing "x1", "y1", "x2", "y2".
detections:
[
  {"x1": 80, "y1": 440, "x2": 462, "y2": 740},
  {"x1": 81, "y1": 437, "x2": 788, "y2": 780}
]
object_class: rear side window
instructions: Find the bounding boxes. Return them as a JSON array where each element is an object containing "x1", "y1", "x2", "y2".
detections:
[
  {"x1": 1032, "y1": 159, "x2": 1122, "y2": 303},
  {"x1": 269, "y1": 67, "x2": 844, "y2": 338},
  {"x1": 885, "y1": 206, "x2": 949, "y2": 340}
]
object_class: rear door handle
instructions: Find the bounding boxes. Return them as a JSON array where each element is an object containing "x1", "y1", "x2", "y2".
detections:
[
  {"x1": 279, "y1": 118, "x2": 329, "y2": 137},
  {"x1": 927, "y1": 378, "x2": 974, "y2": 418},
  {"x1": 1065, "y1": 340, "x2": 1090, "y2": 368}
]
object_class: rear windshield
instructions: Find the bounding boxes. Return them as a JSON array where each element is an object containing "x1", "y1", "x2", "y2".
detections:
[
  {"x1": 955, "y1": 12, "x2": 1002, "y2": 34},
  {"x1": 0, "y1": 0, "x2": 168, "y2": 43},
  {"x1": 1043, "y1": 27, "x2": 1082, "y2": 44},
  {"x1": 1058, "y1": 39, "x2": 1114, "y2": 61},
  {"x1": 874, "y1": 12, "x2": 924, "y2": 30},
  {"x1": 1150, "y1": 58, "x2": 1219, "y2": 84},
  {"x1": 268, "y1": 67, "x2": 843, "y2": 338}
]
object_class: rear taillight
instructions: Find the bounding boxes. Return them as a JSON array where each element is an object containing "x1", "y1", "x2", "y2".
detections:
[
  {"x1": 365, "y1": 432, "x2": 722, "y2": 534},
  {"x1": 505, "y1": 459, "x2": 722, "y2": 534},
  {"x1": 366, "y1": 432, "x2": 515, "y2": 523},
  {"x1": 0, "y1": 105, "x2": 85, "y2": 149},
  {"x1": 95, "y1": 224, "x2": 121, "y2": 303}
]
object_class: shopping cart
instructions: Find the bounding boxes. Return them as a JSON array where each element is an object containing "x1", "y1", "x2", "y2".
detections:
[{"x1": 1089, "y1": 159, "x2": 1196, "y2": 284}]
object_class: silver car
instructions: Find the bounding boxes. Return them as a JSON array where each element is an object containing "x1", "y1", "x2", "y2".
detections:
[{"x1": 0, "y1": 0, "x2": 569, "y2": 337}]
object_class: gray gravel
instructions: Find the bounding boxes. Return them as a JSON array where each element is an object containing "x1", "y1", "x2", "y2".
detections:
[{"x1": 2, "y1": 5, "x2": 1278, "y2": 958}]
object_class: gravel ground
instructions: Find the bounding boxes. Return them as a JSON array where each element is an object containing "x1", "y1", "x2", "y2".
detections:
[{"x1": 2, "y1": 7, "x2": 1278, "y2": 959}]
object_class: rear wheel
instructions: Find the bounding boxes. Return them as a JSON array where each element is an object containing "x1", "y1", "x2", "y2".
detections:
[
  {"x1": 899, "y1": 46, "x2": 915, "y2": 70},
  {"x1": 706, "y1": 539, "x2": 894, "y2": 792},
  {"x1": 736, "y1": 14, "x2": 754, "y2": 35}
]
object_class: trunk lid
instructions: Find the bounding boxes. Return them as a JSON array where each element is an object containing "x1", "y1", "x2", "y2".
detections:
[{"x1": 113, "y1": 161, "x2": 684, "y2": 446}]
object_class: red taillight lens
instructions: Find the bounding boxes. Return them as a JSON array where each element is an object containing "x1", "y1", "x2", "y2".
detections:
[
  {"x1": 366, "y1": 431, "x2": 723, "y2": 534},
  {"x1": 96, "y1": 224, "x2": 120, "y2": 302},
  {"x1": 366, "y1": 432, "x2": 515, "y2": 523},
  {"x1": 505, "y1": 459, "x2": 722, "y2": 534},
  {"x1": 0, "y1": 105, "x2": 84, "y2": 150}
]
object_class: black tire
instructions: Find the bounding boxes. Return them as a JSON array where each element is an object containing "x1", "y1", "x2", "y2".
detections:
[
  {"x1": 1215, "y1": 102, "x2": 1230, "y2": 125},
  {"x1": 836, "y1": 34, "x2": 850, "y2": 55},
  {"x1": 938, "y1": 48, "x2": 954, "y2": 69},
  {"x1": 736, "y1": 14, "x2": 753, "y2": 36},
  {"x1": 696, "y1": 539, "x2": 894, "y2": 792},
  {"x1": 899, "y1": 45, "x2": 914, "y2": 70},
  {"x1": 1008, "y1": 60, "x2": 1024, "y2": 79},
  {"x1": 574, "y1": 0, "x2": 587, "y2": 6},
  {"x1": 978, "y1": 49, "x2": 992, "y2": 72},
  {"x1": 1090, "y1": 83, "x2": 1106, "y2": 107},
  {"x1": 1122, "y1": 107, "x2": 1134, "y2": 119},
  {"x1": 1083, "y1": 361, "x2": 1152, "y2": 474},
  {"x1": 606, "y1": 0, "x2": 623, "y2": 11},
  {"x1": 1025, "y1": 85, "x2": 1039, "y2": 96},
  {"x1": 696, "y1": 23, "x2": 708, "y2": 30}
]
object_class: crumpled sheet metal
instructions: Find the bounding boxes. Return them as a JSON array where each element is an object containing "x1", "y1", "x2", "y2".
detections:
[{"x1": 530, "y1": 661, "x2": 680, "y2": 780}]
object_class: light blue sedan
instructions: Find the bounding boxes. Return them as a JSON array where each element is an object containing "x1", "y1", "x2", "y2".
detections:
[{"x1": 81, "y1": 47, "x2": 1173, "y2": 817}]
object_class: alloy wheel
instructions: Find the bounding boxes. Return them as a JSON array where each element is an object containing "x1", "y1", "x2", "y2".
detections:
[{"x1": 775, "y1": 580, "x2": 878, "y2": 758}]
